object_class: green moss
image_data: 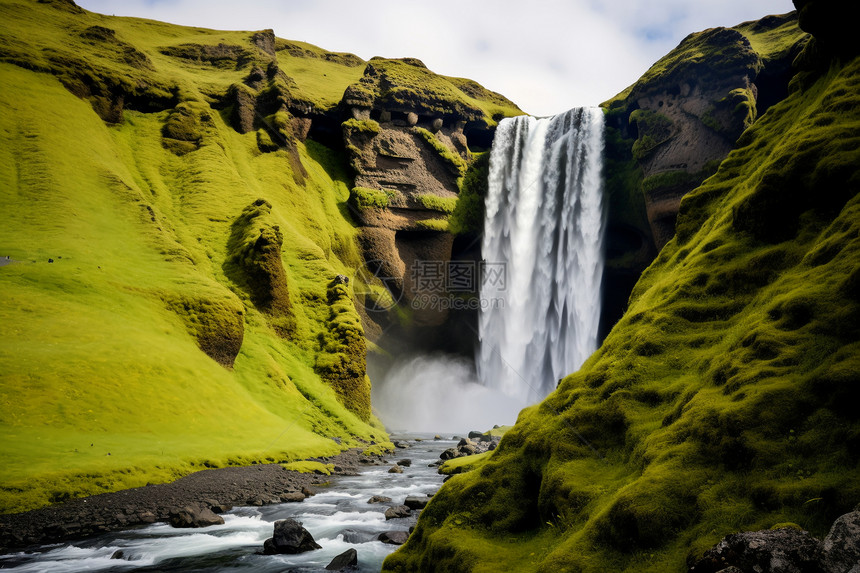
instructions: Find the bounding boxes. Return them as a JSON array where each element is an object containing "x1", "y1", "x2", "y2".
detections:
[
  {"x1": 386, "y1": 46, "x2": 860, "y2": 573},
  {"x1": 449, "y1": 151, "x2": 489, "y2": 235},
  {"x1": 350, "y1": 186, "x2": 394, "y2": 209},
  {"x1": 629, "y1": 109, "x2": 673, "y2": 160},
  {"x1": 413, "y1": 219, "x2": 449, "y2": 232},
  {"x1": 281, "y1": 460, "x2": 334, "y2": 474},
  {"x1": 439, "y1": 451, "x2": 492, "y2": 475},
  {"x1": 343, "y1": 57, "x2": 522, "y2": 125},
  {"x1": 412, "y1": 127, "x2": 468, "y2": 176},
  {"x1": 415, "y1": 194, "x2": 458, "y2": 213},
  {"x1": 342, "y1": 117, "x2": 380, "y2": 135}
]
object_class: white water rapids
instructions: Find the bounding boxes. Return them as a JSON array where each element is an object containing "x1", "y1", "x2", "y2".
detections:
[{"x1": 478, "y1": 107, "x2": 605, "y2": 403}]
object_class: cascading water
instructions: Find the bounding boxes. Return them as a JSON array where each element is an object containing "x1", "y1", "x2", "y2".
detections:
[{"x1": 478, "y1": 107, "x2": 605, "y2": 404}]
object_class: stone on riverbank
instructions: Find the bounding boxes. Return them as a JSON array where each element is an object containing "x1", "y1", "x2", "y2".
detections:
[{"x1": 167, "y1": 505, "x2": 224, "y2": 528}]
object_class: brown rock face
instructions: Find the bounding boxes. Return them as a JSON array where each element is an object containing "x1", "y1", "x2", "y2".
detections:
[
  {"x1": 343, "y1": 114, "x2": 465, "y2": 330},
  {"x1": 605, "y1": 15, "x2": 808, "y2": 249}
]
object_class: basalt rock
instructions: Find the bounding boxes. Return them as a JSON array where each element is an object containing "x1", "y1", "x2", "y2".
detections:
[{"x1": 263, "y1": 519, "x2": 321, "y2": 555}]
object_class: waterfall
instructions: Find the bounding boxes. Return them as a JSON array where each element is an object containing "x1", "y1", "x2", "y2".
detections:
[{"x1": 477, "y1": 107, "x2": 605, "y2": 404}]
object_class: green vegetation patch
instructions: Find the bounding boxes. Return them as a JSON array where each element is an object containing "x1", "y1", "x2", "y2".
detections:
[
  {"x1": 281, "y1": 460, "x2": 334, "y2": 475},
  {"x1": 415, "y1": 194, "x2": 458, "y2": 213},
  {"x1": 350, "y1": 186, "x2": 395, "y2": 209},
  {"x1": 412, "y1": 127, "x2": 468, "y2": 176},
  {"x1": 449, "y1": 151, "x2": 490, "y2": 235}
]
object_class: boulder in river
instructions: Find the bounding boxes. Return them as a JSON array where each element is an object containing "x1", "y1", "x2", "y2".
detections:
[
  {"x1": 326, "y1": 547, "x2": 358, "y2": 570},
  {"x1": 384, "y1": 505, "x2": 411, "y2": 520},
  {"x1": 280, "y1": 491, "x2": 306, "y2": 503},
  {"x1": 263, "y1": 519, "x2": 322, "y2": 555},
  {"x1": 379, "y1": 530, "x2": 410, "y2": 545},
  {"x1": 404, "y1": 496, "x2": 428, "y2": 510},
  {"x1": 368, "y1": 495, "x2": 392, "y2": 504},
  {"x1": 397, "y1": 458, "x2": 412, "y2": 467},
  {"x1": 388, "y1": 464, "x2": 403, "y2": 474}
]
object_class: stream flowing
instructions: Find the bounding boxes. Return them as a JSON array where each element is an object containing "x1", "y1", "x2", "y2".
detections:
[{"x1": 0, "y1": 437, "x2": 450, "y2": 573}]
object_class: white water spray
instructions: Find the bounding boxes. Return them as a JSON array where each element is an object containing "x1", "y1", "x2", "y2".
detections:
[{"x1": 478, "y1": 107, "x2": 605, "y2": 403}]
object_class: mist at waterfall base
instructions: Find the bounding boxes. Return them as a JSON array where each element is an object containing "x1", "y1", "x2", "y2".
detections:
[{"x1": 372, "y1": 355, "x2": 525, "y2": 434}]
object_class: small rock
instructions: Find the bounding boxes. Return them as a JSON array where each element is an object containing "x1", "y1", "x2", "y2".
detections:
[
  {"x1": 263, "y1": 519, "x2": 321, "y2": 555},
  {"x1": 280, "y1": 491, "x2": 306, "y2": 503},
  {"x1": 110, "y1": 550, "x2": 124, "y2": 560},
  {"x1": 431, "y1": 118, "x2": 443, "y2": 132},
  {"x1": 384, "y1": 505, "x2": 411, "y2": 520},
  {"x1": 397, "y1": 459, "x2": 412, "y2": 467},
  {"x1": 368, "y1": 495, "x2": 392, "y2": 504},
  {"x1": 325, "y1": 547, "x2": 358, "y2": 570},
  {"x1": 301, "y1": 486, "x2": 316, "y2": 497},
  {"x1": 379, "y1": 530, "x2": 410, "y2": 545},
  {"x1": 433, "y1": 435, "x2": 442, "y2": 440},
  {"x1": 468, "y1": 431, "x2": 485, "y2": 439},
  {"x1": 393, "y1": 441, "x2": 410, "y2": 449},
  {"x1": 457, "y1": 444, "x2": 477, "y2": 456},
  {"x1": 404, "y1": 496, "x2": 428, "y2": 510},
  {"x1": 388, "y1": 465, "x2": 403, "y2": 474},
  {"x1": 406, "y1": 112, "x2": 418, "y2": 126}
]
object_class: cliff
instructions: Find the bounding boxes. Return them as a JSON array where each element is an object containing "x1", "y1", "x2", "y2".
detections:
[
  {"x1": 0, "y1": 0, "x2": 515, "y2": 513},
  {"x1": 599, "y1": 12, "x2": 808, "y2": 336},
  {"x1": 384, "y1": 4, "x2": 860, "y2": 571}
]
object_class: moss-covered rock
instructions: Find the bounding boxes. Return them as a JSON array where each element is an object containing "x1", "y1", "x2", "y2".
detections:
[{"x1": 225, "y1": 199, "x2": 295, "y2": 337}]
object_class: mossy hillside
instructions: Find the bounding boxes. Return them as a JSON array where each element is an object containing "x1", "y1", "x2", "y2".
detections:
[
  {"x1": 449, "y1": 151, "x2": 490, "y2": 236},
  {"x1": 0, "y1": 3, "x2": 392, "y2": 512},
  {"x1": 274, "y1": 39, "x2": 365, "y2": 111},
  {"x1": 343, "y1": 57, "x2": 522, "y2": 125},
  {"x1": 385, "y1": 53, "x2": 860, "y2": 573}
]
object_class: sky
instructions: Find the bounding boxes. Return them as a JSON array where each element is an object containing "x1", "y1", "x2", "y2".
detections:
[{"x1": 76, "y1": 0, "x2": 796, "y2": 117}]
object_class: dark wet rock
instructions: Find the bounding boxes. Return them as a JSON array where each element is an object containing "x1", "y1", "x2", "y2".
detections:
[
  {"x1": 397, "y1": 459, "x2": 412, "y2": 467},
  {"x1": 468, "y1": 431, "x2": 485, "y2": 439},
  {"x1": 689, "y1": 527, "x2": 821, "y2": 573},
  {"x1": 404, "y1": 496, "x2": 428, "y2": 510},
  {"x1": 338, "y1": 528, "x2": 377, "y2": 543},
  {"x1": 393, "y1": 441, "x2": 410, "y2": 449},
  {"x1": 368, "y1": 495, "x2": 392, "y2": 504},
  {"x1": 263, "y1": 519, "x2": 321, "y2": 555},
  {"x1": 384, "y1": 505, "x2": 411, "y2": 520},
  {"x1": 301, "y1": 486, "x2": 316, "y2": 497},
  {"x1": 110, "y1": 550, "x2": 124, "y2": 559},
  {"x1": 820, "y1": 510, "x2": 860, "y2": 573},
  {"x1": 440, "y1": 447, "x2": 460, "y2": 460},
  {"x1": 326, "y1": 547, "x2": 358, "y2": 570},
  {"x1": 168, "y1": 505, "x2": 224, "y2": 528},
  {"x1": 379, "y1": 530, "x2": 410, "y2": 545}
]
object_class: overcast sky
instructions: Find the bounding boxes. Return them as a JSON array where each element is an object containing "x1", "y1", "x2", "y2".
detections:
[{"x1": 77, "y1": 0, "x2": 796, "y2": 117}]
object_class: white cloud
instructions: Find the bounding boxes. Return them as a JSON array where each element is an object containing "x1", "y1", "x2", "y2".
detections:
[{"x1": 77, "y1": 0, "x2": 796, "y2": 116}]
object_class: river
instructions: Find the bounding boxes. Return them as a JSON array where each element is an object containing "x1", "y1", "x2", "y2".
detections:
[{"x1": 0, "y1": 436, "x2": 451, "y2": 572}]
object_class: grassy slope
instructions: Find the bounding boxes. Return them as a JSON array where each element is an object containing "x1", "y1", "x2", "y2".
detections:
[
  {"x1": 0, "y1": 0, "x2": 390, "y2": 513},
  {"x1": 385, "y1": 49, "x2": 860, "y2": 573}
]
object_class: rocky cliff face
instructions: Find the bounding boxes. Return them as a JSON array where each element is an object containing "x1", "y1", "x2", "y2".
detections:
[
  {"x1": 339, "y1": 58, "x2": 521, "y2": 346},
  {"x1": 599, "y1": 12, "x2": 808, "y2": 336},
  {"x1": 385, "y1": 4, "x2": 860, "y2": 571}
]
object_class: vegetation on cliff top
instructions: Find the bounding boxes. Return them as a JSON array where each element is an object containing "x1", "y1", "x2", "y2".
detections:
[
  {"x1": 385, "y1": 27, "x2": 860, "y2": 573},
  {"x1": 0, "y1": 0, "x2": 392, "y2": 513}
]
